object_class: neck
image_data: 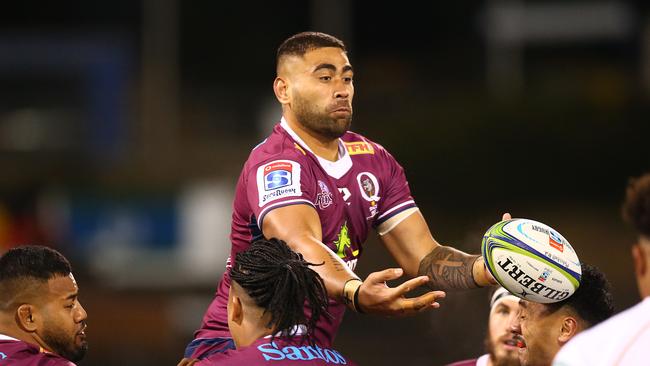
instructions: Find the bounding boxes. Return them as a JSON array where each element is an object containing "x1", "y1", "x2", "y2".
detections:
[
  {"x1": 237, "y1": 327, "x2": 273, "y2": 349},
  {"x1": 0, "y1": 317, "x2": 35, "y2": 348},
  {"x1": 283, "y1": 114, "x2": 340, "y2": 162}
]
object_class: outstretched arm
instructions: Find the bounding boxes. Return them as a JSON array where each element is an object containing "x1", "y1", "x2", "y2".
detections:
[
  {"x1": 379, "y1": 210, "x2": 498, "y2": 290},
  {"x1": 263, "y1": 204, "x2": 444, "y2": 316}
]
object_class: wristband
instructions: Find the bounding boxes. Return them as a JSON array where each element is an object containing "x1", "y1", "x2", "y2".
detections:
[
  {"x1": 353, "y1": 283, "x2": 364, "y2": 313},
  {"x1": 342, "y1": 278, "x2": 363, "y2": 312}
]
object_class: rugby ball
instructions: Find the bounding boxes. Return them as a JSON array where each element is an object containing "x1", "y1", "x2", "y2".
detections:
[{"x1": 481, "y1": 218, "x2": 581, "y2": 304}]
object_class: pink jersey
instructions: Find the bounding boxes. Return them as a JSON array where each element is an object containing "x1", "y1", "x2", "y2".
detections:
[
  {"x1": 196, "y1": 336, "x2": 357, "y2": 366},
  {"x1": 0, "y1": 335, "x2": 75, "y2": 365},
  {"x1": 194, "y1": 119, "x2": 416, "y2": 346}
]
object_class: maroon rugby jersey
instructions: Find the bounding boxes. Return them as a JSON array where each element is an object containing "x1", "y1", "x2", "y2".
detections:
[
  {"x1": 194, "y1": 119, "x2": 417, "y2": 346},
  {"x1": 196, "y1": 335, "x2": 357, "y2": 366},
  {"x1": 0, "y1": 335, "x2": 75, "y2": 365}
]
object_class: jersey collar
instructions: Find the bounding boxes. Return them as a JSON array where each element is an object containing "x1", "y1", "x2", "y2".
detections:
[
  {"x1": 280, "y1": 117, "x2": 352, "y2": 179},
  {"x1": 0, "y1": 334, "x2": 19, "y2": 341}
]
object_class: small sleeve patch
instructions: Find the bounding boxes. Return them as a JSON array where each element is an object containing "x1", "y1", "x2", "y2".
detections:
[{"x1": 256, "y1": 160, "x2": 303, "y2": 207}]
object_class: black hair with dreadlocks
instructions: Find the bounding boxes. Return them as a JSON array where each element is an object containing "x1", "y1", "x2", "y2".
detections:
[{"x1": 230, "y1": 238, "x2": 330, "y2": 341}]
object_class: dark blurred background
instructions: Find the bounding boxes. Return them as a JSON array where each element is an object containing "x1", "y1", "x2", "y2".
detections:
[{"x1": 1, "y1": 1, "x2": 648, "y2": 365}]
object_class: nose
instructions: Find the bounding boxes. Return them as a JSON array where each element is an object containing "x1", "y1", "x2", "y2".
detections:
[
  {"x1": 509, "y1": 312, "x2": 522, "y2": 334},
  {"x1": 76, "y1": 302, "x2": 88, "y2": 323},
  {"x1": 334, "y1": 88, "x2": 349, "y2": 99},
  {"x1": 333, "y1": 79, "x2": 351, "y2": 100}
]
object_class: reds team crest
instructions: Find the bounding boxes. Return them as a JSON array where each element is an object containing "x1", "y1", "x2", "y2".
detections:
[{"x1": 316, "y1": 180, "x2": 333, "y2": 209}]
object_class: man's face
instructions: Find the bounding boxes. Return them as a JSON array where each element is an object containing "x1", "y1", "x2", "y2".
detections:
[
  {"x1": 486, "y1": 297, "x2": 521, "y2": 366},
  {"x1": 510, "y1": 300, "x2": 562, "y2": 366},
  {"x1": 39, "y1": 274, "x2": 88, "y2": 362},
  {"x1": 282, "y1": 47, "x2": 354, "y2": 139}
]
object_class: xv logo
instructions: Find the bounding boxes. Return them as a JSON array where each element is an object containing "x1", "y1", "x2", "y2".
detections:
[{"x1": 338, "y1": 188, "x2": 351, "y2": 202}]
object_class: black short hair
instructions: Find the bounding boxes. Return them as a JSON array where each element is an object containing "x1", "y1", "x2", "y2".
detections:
[
  {"x1": 277, "y1": 31, "x2": 346, "y2": 64},
  {"x1": 230, "y1": 238, "x2": 329, "y2": 341},
  {"x1": 547, "y1": 263, "x2": 614, "y2": 327},
  {"x1": 0, "y1": 245, "x2": 71, "y2": 282},
  {"x1": 622, "y1": 173, "x2": 650, "y2": 238}
]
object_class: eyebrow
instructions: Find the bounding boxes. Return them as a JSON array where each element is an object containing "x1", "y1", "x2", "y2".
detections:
[
  {"x1": 519, "y1": 299, "x2": 528, "y2": 308},
  {"x1": 313, "y1": 63, "x2": 354, "y2": 73},
  {"x1": 64, "y1": 292, "x2": 78, "y2": 301}
]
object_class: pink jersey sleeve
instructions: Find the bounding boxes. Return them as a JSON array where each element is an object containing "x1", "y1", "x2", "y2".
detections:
[
  {"x1": 373, "y1": 148, "x2": 417, "y2": 227},
  {"x1": 245, "y1": 158, "x2": 318, "y2": 230}
]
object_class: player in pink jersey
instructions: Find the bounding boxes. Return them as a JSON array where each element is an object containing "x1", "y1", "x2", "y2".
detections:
[
  {"x1": 184, "y1": 31, "x2": 499, "y2": 360},
  {"x1": 178, "y1": 238, "x2": 357, "y2": 366},
  {"x1": 0, "y1": 246, "x2": 88, "y2": 365}
]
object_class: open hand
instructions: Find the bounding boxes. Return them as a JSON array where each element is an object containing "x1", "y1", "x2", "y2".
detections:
[{"x1": 356, "y1": 268, "x2": 446, "y2": 317}]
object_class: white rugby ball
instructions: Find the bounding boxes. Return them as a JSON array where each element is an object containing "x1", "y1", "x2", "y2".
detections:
[{"x1": 481, "y1": 218, "x2": 581, "y2": 304}]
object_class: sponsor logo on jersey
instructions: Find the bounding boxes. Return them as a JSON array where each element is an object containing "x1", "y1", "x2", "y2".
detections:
[
  {"x1": 316, "y1": 180, "x2": 333, "y2": 209},
  {"x1": 549, "y1": 230, "x2": 564, "y2": 252},
  {"x1": 0, "y1": 352, "x2": 6, "y2": 360},
  {"x1": 334, "y1": 222, "x2": 359, "y2": 260},
  {"x1": 257, "y1": 160, "x2": 302, "y2": 207},
  {"x1": 338, "y1": 187, "x2": 351, "y2": 204},
  {"x1": 257, "y1": 341, "x2": 349, "y2": 364},
  {"x1": 263, "y1": 162, "x2": 293, "y2": 190},
  {"x1": 345, "y1": 141, "x2": 374, "y2": 155}
]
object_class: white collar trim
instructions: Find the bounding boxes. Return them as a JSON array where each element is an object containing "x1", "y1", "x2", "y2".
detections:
[
  {"x1": 280, "y1": 117, "x2": 352, "y2": 179},
  {"x1": 0, "y1": 334, "x2": 19, "y2": 341}
]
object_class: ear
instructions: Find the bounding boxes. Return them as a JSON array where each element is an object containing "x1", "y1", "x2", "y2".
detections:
[
  {"x1": 558, "y1": 316, "x2": 579, "y2": 345},
  {"x1": 632, "y1": 244, "x2": 647, "y2": 278},
  {"x1": 273, "y1": 77, "x2": 290, "y2": 104},
  {"x1": 229, "y1": 294, "x2": 244, "y2": 326},
  {"x1": 16, "y1": 304, "x2": 38, "y2": 332}
]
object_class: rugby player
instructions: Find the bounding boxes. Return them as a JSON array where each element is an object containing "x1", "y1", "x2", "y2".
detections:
[
  {"x1": 0, "y1": 245, "x2": 88, "y2": 365},
  {"x1": 553, "y1": 173, "x2": 650, "y2": 365},
  {"x1": 185, "y1": 31, "x2": 498, "y2": 359},
  {"x1": 447, "y1": 286, "x2": 520, "y2": 366},
  {"x1": 178, "y1": 238, "x2": 357, "y2": 365},
  {"x1": 509, "y1": 263, "x2": 613, "y2": 366}
]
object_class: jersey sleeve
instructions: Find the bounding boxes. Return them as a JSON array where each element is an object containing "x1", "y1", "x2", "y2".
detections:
[
  {"x1": 245, "y1": 158, "x2": 317, "y2": 230},
  {"x1": 373, "y1": 148, "x2": 417, "y2": 227}
]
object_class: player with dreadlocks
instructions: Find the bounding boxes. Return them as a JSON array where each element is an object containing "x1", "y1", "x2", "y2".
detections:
[{"x1": 178, "y1": 238, "x2": 357, "y2": 365}]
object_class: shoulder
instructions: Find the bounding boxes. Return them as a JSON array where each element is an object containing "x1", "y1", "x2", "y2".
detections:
[
  {"x1": 245, "y1": 128, "x2": 312, "y2": 173},
  {"x1": 341, "y1": 131, "x2": 399, "y2": 163},
  {"x1": 0, "y1": 339, "x2": 75, "y2": 365}
]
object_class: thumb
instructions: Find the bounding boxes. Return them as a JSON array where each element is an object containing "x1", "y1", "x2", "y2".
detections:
[
  {"x1": 366, "y1": 268, "x2": 404, "y2": 284},
  {"x1": 502, "y1": 212, "x2": 512, "y2": 221}
]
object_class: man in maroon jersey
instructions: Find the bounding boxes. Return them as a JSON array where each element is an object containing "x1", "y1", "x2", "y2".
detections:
[
  {"x1": 178, "y1": 238, "x2": 357, "y2": 366},
  {"x1": 185, "y1": 31, "x2": 498, "y2": 359},
  {"x1": 0, "y1": 246, "x2": 88, "y2": 365}
]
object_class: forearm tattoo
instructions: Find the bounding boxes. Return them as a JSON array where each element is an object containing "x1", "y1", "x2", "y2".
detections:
[{"x1": 418, "y1": 245, "x2": 480, "y2": 290}]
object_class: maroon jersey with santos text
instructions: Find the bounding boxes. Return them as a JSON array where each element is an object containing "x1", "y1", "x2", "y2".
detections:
[
  {"x1": 196, "y1": 335, "x2": 357, "y2": 366},
  {"x1": 194, "y1": 119, "x2": 417, "y2": 347},
  {"x1": 0, "y1": 335, "x2": 75, "y2": 366}
]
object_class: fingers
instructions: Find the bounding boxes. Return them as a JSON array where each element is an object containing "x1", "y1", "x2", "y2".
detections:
[
  {"x1": 502, "y1": 212, "x2": 512, "y2": 221},
  {"x1": 393, "y1": 275, "x2": 430, "y2": 294},
  {"x1": 366, "y1": 268, "x2": 404, "y2": 284},
  {"x1": 399, "y1": 290, "x2": 446, "y2": 314}
]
